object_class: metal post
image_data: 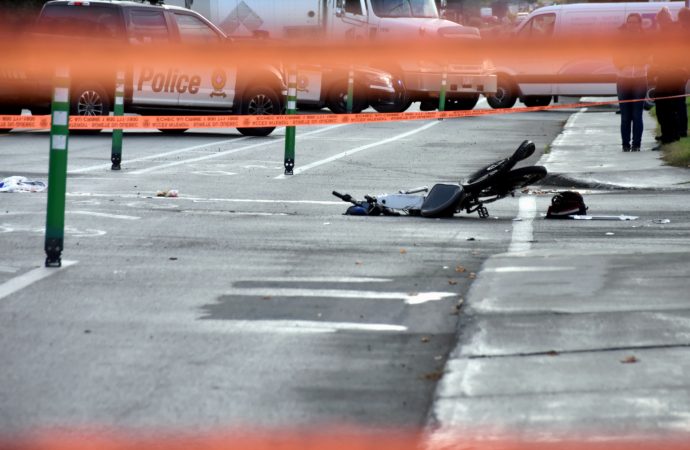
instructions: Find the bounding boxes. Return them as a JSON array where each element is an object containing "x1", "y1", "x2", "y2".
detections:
[
  {"x1": 284, "y1": 65, "x2": 297, "y2": 175},
  {"x1": 438, "y1": 63, "x2": 448, "y2": 112},
  {"x1": 346, "y1": 65, "x2": 355, "y2": 114},
  {"x1": 111, "y1": 70, "x2": 125, "y2": 170},
  {"x1": 44, "y1": 68, "x2": 70, "y2": 268}
]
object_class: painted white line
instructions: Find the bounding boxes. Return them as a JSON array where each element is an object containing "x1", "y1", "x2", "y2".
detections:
[
  {"x1": 68, "y1": 211, "x2": 140, "y2": 221},
  {"x1": 70, "y1": 137, "x2": 252, "y2": 174},
  {"x1": 243, "y1": 277, "x2": 393, "y2": 283},
  {"x1": 214, "y1": 320, "x2": 407, "y2": 333},
  {"x1": 0, "y1": 260, "x2": 77, "y2": 301},
  {"x1": 0, "y1": 265, "x2": 19, "y2": 274},
  {"x1": 275, "y1": 121, "x2": 440, "y2": 178},
  {"x1": 225, "y1": 288, "x2": 455, "y2": 305},
  {"x1": 508, "y1": 196, "x2": 537, "y2": 254},
  {"x1": 546, "y1": 107, "x2": 587, "y2": 160},
  {"x1": 67, "y1": 192, "x2": 343, "y2": 206},
  {"x1": 132, "y1": 124, "x2": 345, "y2": 175},
  {"x1": 484, "y1": 266, "x2": 575, "y2": 273}
]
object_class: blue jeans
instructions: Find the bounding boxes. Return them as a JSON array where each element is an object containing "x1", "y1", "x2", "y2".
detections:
[{"x1": 617, "y1": 77, "x2": 646, "y2": 148}]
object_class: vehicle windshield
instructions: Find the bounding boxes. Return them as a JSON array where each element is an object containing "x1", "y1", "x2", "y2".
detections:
[{"x1": 370, "y1": 0, "x2": 439, "y2": 19}]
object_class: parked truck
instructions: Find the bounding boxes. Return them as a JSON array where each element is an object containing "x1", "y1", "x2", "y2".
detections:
[{"x1": 167, "y1": 0, "x2": 497, "y2": 111}]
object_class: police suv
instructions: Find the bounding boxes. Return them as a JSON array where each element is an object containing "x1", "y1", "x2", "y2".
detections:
[{"x1": 25, "y1": 0, "x2": 286, "y2": 136}]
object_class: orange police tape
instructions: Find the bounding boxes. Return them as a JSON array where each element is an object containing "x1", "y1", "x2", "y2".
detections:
[
  {"x1": 1, "y1": 95, "x2": 687, "y2": 130},
  {"x1": 5, "y1": 431, "x2": 690, "y2": 450}
]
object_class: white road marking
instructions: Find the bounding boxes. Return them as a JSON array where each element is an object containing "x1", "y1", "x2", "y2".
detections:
[
  {"x1": 0, "y1": 265, "x2": 19, "y2": 274},
  {"x1": 132, "y1": 124, "x2": 345, "y2": 175},
  {"x1": 225, "y1": 288, "x2": 455, "y2": 304},
  {"x1": 211, "y1": 320, "x2": 407, "y2": 333},
  {"x1": 67, "y1": 192, "x2": 343, "y2": 205},
  {"x1": 69, "y1": 137, "x2": 253, "y2": 174},
  {"x1": 243, "y1": 277, "x2": 393, "y2": 283},
  {"x1": 68, "y1": 211, "x2": 140, "y2": 221},
  {"x1": 508, "y1": 195, "x2": 537, "y2": 254},
  {"x1": 485, "y1": 266, "x2": 576, "y2": 273},
  {"x1": 275, "y1": 121, "x2": 440, "y2": 178},
  {"x1": 545, "y1": 107, "x2": 587, "y2": 161},
  {"x1": 0, "y1": 261, "x2": 77, "y2": 301}
]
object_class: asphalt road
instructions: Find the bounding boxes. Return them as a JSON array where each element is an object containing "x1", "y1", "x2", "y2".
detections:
[{"x1": 0, "y1": 100, "x2": 574, "y2": 434}]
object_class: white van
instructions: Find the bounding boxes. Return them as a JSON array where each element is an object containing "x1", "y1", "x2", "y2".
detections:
[{"x1": 487, "y1": 1, "x2": 686, "y2": 109}]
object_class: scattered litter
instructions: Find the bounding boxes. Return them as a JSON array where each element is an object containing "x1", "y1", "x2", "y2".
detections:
[
  {"x1": 467, "y1": 237, "x2": 476, "y2": 241},
  {"x1": 546, "y1": 350, "x2": 559, "y2": 356},
  {"x1": 621, "y1": 355, "x2": 639, "y2": 364},
  {"x1": 513, "y1": 217, "x2": 523, "y2": 222},
  {"x1": 399, "y1": 248, "x2": 407, "y2": 254},
  {"x1": 571, "y1": 215, "x2": 638, "y2": 221},
  {"x1": 421, "y1": 336, "x2": 430, "y2": 343},
  {"x1": 355, "y1": 260, "x2": 363, "y2": 266},
  {"x1": 448, "y1": 280, "x2": 458, "y2": 286},
  {"x1": 442, "y1": 266, "x2": 449, "y2": 270},
  {"x1": 652, "y1": 219, "x2": 671, "y2": 224},
  {"x1": 168, "y1": 257, "x2": 178, "y2": 261},
  {"x1": 0, "y1": 176, "x2": 47, "y2": 193},
  {"x1": 468, "y1": 272, "x2": 477, "y2": 279},
  {"x1": 434, "y1": 355, "x2": 443, "y2": 361},
  {"x1": 605, "y1": 232, "x2": 615, "y2": 236},
  {"x1": 156, "y1": 189, "x2": 179, "y2": 198},
  {"x1": 323, "y1": 222, "x2": 331, "y2": 225},
  {"x1": 455, "y1": 265, "x2": 466, "y2": 273}
]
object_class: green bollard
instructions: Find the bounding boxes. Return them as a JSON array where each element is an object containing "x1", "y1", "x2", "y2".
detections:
[
  {"x1": 111, "y1": 70, "x2": 125, "y2": 170},
  {"x1": 44, "y1": 68, "x2": 70, "y2": 268},
  {"x1": 284, "y1": 65, "x2": 297, "y2": 175},
  {"x1": 346, "y1": 66, "x2": 355, "y2": 114},
  {"x1": 438, "y1": 64, "x2": 448, "y2": 113}
]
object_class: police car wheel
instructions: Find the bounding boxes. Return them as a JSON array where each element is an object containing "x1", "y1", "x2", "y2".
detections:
[
  {"x1": 327, "y1": 82, "x2": 366, "y2": 114},
  {"x1": 71, "y1": 84, "x2": 111, "y2": 134},
  {"x1": 237, "y1": 86, "x2": 279, "y2": 137},
  {"x1": 487, "y1": 77, "x2": 518, "y2": 109}
]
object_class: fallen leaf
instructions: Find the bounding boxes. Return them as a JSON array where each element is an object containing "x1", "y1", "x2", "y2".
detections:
[
  {"x1": 448, "y1": 280, "x2": 458, "y2": 286},
  {"x1": 400, "y1": 248, "x2": 407, "y2": 254},
  {"x1": 421, "y1": 336, "x2": 430, "y2": 343},
  {"x1": 546, "y1": 350, "x2": 559, "y2": 356},
  {"x1": 455, "y1": 265, "x2": 466, "y2": 273},
  {"x1": 423, "y1": 371, "x2": 443, "y2": 381},
  {"x1": 468, "y1": 272, "x2": 477, "y2": 279},
  {"x1": 621, "y1": 355, "x2": 639, "y2": 364}
]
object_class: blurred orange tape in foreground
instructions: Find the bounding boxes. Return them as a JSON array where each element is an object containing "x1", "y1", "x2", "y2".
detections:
[
  {"x1": 1, "y1": 96, "x2": 687, "y2": 130},
  {"x1": 5, "y1": 431, "x2": 690, "y2": 450}
]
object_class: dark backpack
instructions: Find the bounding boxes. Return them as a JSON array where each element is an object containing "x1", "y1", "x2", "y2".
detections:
[{"x1": 546, "y1": 191, "x2": 588, "y2": 218}]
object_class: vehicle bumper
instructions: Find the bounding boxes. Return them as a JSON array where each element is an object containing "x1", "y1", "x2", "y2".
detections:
[{"x1": 404, "y1": 73, "x2": 497, "y2": 97}]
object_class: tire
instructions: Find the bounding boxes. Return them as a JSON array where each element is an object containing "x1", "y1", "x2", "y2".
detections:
[
  {"x1": 477, "y1": 166, "x2": 547, "y2": 198},
  {"x1": 237, "y1": 85, "x2": 280, "y2": 137},
  {"x1": 487, "y1": 76, "x2": 518, "y2": 109},
  {"x1": 326, "y1": 81, "x2": 367, "y2": 114},
  {"x1": 371, "y1": 76, "x2": 412, "y2": 113},
  {"x1": 522, "y1": 96, "x2": 552, "y2": 108},
  {"x1": 70, "y1": 83, "x2": 111, "y2": 134},
  {"x1": 445, "y1": 94, "x2": 480, "y2": 111},
  {"x1": 159, "y1": 128, "x2": 188, "y2": 134},
  {"x1": 0, "y1": 106, "x2": 21, "y2": 133},
  {"x1": 463, "y1": 140, "x2": 536, "y2": 194}
]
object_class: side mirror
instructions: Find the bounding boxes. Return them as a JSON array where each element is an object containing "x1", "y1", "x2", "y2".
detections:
[{"x1": 335, "y1": 0, "x2": 344, "y2": 17}]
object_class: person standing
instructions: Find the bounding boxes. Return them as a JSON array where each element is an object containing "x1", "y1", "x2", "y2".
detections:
[
  {"x1": 614, "y1": 13, "x2": 648, "y2": 152},
  {"x1": 650, "y1": 7, "x2": 686, "y2": 148},
  {"x1": 676, "y1": 7, "x2": 690, "y2": 138}
]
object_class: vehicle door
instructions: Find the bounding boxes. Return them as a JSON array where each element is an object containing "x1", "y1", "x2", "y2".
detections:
[
  {"x1": 554, "y1": 9, "x2": 621, "y2": 96},
  {"x1": 170, "y1": 11, "x2": 236, "y2": 109},
  {"x1": 512, "y1": 12, "x2": 557, "y2": 96},
  {"x1": 129, "y1": 8, "x2": 177, "y2": 106},
  {"x1": 331, "y1": 0, "x2": 369, "y2": 40}
]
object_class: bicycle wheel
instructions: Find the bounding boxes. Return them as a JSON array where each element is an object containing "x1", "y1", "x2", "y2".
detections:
[
  {"x1": 463, "y1": 140, "x2": 536, "y2": 194},
  {"x1": 478, "y1": 166, "x2": 547, "y2": 198}
]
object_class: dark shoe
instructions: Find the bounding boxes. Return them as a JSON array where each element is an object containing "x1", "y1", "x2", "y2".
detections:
[
  {"x1": 631, "y1": 146, "x2": 641, "y2": 152},
  {"x1": 622, "y1": 145, "x2": 631, "y2": 152},
  {"x1": 651, "y1": 144, "x2": 663, "y2": 151},
  {"x1": 655, "y1": 135, "x2": 663, "y2": 141}
]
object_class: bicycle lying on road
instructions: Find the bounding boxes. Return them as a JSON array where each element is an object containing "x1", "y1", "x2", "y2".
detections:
[{"x1": 333, "y1": 140, "x2": 547, "y2": 219}]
